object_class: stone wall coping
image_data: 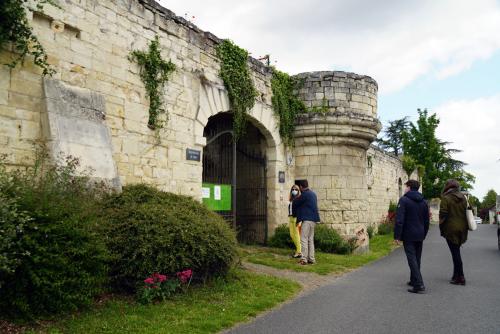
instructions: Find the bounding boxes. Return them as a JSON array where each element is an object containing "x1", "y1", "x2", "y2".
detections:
[
  {"x1": 296, "y1": 111, "x2": 381, "y2": 127},
  {"x1": 294, "y1": 71, "x2": 378, "y2": 88},
  {"x1": 368, "y1": 144, "x2": 401, "y2": 161}
]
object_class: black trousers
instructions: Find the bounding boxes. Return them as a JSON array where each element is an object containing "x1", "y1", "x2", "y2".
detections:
[
  {"x1": 403, "y1": 241, "x2": 424, "y2": 287},
  {"x1": 446, "y1": 239, "x2": 464, "y2": 278}
]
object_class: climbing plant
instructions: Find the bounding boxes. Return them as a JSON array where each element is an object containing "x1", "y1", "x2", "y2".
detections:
[
  {"x1": 215, "y1": 39, "x2": 257, "y2": 140},
  {"x1": 129, "y1": 35, "x2": 176, "y2": 130},
  {"x1": 0, "y1": 0, "x2": 58, "y2": 75},
  {"x1": 270, "y1": 69, "x2": 305, "y2": 146}
]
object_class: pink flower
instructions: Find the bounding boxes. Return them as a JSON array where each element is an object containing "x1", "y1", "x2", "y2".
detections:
[
  {"x1": 157, "y1": 274, "x2": 167, "y2": 282},
  {"x1": 144, "y1": 277, "x2": 154, "y2": 284},
  {"x1": 176, "y1": 269, "x2": 193, "y2": 283}
]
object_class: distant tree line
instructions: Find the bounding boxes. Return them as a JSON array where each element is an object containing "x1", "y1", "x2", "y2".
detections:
[{"x1": 377, "y1": 108, "x2": 475, "y2": 199}]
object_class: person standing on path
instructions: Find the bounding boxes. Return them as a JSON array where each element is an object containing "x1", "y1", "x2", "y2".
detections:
[
  {"x1": 292, "y1": 179, "x2": 320, "y2": 265},
  {"x1": 394, "y1": 179, "x2": 430, "y2": 294},
  {"x1": 288, "y1": 185, "x2": 302, "y2": 259},
  {"x1": 439, "y1": 179, "x2": 469, "y2": 286}
]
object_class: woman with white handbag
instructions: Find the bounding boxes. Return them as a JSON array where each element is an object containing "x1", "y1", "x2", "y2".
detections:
[{"x1": 439, "y1": 179, "x2": 469, "y2": 285}]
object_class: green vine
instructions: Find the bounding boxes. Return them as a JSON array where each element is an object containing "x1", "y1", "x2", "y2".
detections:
[
  {"x1": 0, "y1": 0, "x2": 58, "y2": 75},
  {"x1": 215, "y1": 39, "x2": 257, "y2": 140},
  {"x1": 270, "y1": 69, "x2": 305, "y2": 146},
  {"x1": 129, "y1": 35, "x2": 176, "y2": 130}
]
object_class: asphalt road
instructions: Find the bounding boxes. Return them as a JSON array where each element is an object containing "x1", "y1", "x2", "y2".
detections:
[{"x1": 228, "y1": 224, "x2": 500, "y2": 334}]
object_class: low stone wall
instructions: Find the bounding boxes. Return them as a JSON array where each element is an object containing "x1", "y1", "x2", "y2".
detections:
[{"x1": 366, "y1": 146, "x2": 418, "y2": 227}]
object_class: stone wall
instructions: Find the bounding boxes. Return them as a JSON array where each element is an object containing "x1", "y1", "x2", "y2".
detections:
[
  {"x1": 366, "y1": 145, "x2": 418, "y2": 227},
  {"x1": 0, "y1": 0, "x2": 416, "y2": 244},
  {"x1": 0, "y1": 0, "x2": 289, "y2": 233}
]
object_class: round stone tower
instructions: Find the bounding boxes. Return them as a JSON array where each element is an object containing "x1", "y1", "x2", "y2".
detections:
[{"x1": 293, "y1": 71, "x2": 381, "y2": 252}]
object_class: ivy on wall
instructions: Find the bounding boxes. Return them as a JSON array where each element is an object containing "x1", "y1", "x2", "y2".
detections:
[
  {"x1": 129, "y1": 36, "x2": 176, "y2": 130},
  {"x1": 215, "y1": 39, "x2": 257, "y2": 140},
  {"x1": 270, "y1": 69, "x2": 305, "y2": 147},
  {"x1": 0, "y1": 0, "x2": 58, "y2": 75}
]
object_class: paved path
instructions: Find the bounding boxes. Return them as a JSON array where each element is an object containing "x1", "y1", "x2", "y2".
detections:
[{"x1": 228, "y1": 225, "x2": 500, "y2": 334}]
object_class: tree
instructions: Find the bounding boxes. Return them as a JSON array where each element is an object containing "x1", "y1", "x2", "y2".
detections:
[
  {"x1": 481, "y1": 189, "x2": 498, "y2": 209},
  {"x1": 377, "y1": 117, "x2": 410, "y2": 155},
  {"x1": 402, "y1": 109, "x2": 475, "y2": 199},
  {"x1": 401, "y1": 155, "x2": 417, "y2": 178}
]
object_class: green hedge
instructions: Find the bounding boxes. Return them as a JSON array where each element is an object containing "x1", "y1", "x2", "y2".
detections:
[
  {"x1": 101, "y1": 184, "x2": 238, "y2": 292},
  {"x1": 269, "y1": 224, "x2": 353, "y2": 254},
  {"x1": 0, "y1": 154, "x2": 108, "y2": 319}
]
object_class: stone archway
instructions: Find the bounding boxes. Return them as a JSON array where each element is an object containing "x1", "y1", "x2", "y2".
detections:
[{"x1": 194, "y1": 82, "x2": 282, "y2": 243}]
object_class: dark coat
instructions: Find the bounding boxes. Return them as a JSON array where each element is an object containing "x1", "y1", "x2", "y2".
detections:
[
  {"x1": 292, "y1": 189, "x2": 320, "y2": 223},
  {"x1": 439, "y1": 189, "x2": 468, "y2": 245},
  {"x1": 394, "y1": 191, "x2": 430, "y2": 242}
]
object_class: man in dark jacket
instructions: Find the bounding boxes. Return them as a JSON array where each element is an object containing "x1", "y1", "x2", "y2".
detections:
[
  {"x1": 394, "y1": 179, "x2": 430, "y2": 294},
  {"x1": 292, "y1": 179, "x2": 320, "y2": 265}
]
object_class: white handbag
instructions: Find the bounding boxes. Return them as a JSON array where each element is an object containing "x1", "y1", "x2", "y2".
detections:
[{"x1": 465, "y1": 195, "x2": 477, "y2": 231}]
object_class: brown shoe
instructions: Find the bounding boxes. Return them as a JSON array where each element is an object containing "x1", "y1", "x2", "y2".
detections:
[{"x1": 298, "y1": 260, "x2": 308, "y2": 265}]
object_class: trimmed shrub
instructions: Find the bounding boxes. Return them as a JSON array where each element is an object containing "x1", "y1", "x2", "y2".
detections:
[
  {"x1": 0, "y1": 153, "x2": 108, "y2": 319},
  {"x1": 269, "y1": 223, "x2": 352, "y2": 254},
  {"x1": 100, "y1": 184, "x2": 238, "y2": 292}
]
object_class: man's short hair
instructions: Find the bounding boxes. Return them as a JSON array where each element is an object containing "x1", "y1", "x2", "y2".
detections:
[
  {"x1": 296, "y1": 179, "x2": 309, "y2": 189},
  {"x1": 405, "y1": 179, "x2": 420, "y2": 191}
]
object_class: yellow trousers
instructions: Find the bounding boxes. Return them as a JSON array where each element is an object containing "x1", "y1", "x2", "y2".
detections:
[{"x1": 289, "y1": 216, "x2": 301, "y2": 255}]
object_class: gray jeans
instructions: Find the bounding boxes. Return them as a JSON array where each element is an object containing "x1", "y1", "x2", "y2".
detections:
[{"x1": 300, "y1": 220, "x2": 316, "y2": 263}]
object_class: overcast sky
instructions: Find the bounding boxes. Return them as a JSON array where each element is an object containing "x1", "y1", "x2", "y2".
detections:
[{"x1": 159, "y1": 0, "x2": 500, "y2": 199}]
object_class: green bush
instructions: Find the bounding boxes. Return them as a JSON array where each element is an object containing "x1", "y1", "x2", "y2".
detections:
[
  {"x1": 388, "y1": 201, "x2": 398, "y2": 213},
  {"x1": 100, "y1": 184, "x2": 238, "y2": 292},
  {"x1": 377, "y1": 222, "x2": 394, "y2": 235},
  {"x1": 314, "y1": 224, "x2": 353, "y2": 254},
  {"x1": 269, "y1": 223, "x2": 352, "y2": 254},
  {"x1": 0, "y1": 153, "x2": 108, "y2": 319},
  {"x1": 367, "y1": 225, "x2": 375, "y2": 239},
  {"x1": 268, "y1": 224, "x2": 294, "y2": 249}
]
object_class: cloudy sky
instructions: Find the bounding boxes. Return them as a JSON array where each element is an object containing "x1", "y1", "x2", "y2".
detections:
[{"x1": 159, "y1": 0, "x2": 500, "y2": 199}]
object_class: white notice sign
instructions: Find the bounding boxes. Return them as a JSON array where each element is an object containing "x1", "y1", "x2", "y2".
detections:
[
  {"x1": 214, "y1": 185, "x2": 221, "y2": 200},
  {"x1": 202, "y1": 187, "x2": 210, "y2": 199}
]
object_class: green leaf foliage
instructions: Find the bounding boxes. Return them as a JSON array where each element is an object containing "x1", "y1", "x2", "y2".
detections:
[
  {"x1": 402, "y1": 108, "x2": 475, "y2": 198},
  {"x1": 270, "y1": 69, "x2": 305, "y2": 146},
  {"x1": 0, "y1": 0, "x2": 58, "y2": 75},
  {"x1": 377, "y1": 117, "x2": 410, "y2": 156},
  {"x1": 100, "y1": 184, "x2": 238, "y2": 292},
  {"x1": 216, "y1": 39, "x2": 257, "y2": 140},
  {"x1": 269, "y1": 224, "x2": 353, "y2": 254},
  {"x1": 129, "y1": 35, "x2": 176, "y2": 130},
  {"x1": 481, "y1": 189, "x2": 498, "y2": 209},
  {"x1": 401, "y1": 155, "x2": 417, "y2": 178},
  {"x1": 0, "y1": 151, "x2": 108, "y2": 319}
]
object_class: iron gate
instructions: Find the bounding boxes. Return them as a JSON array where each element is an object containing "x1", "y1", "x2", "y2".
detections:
[{"x1": 202, "y1": 113, "x2": 268, "y2": 244}]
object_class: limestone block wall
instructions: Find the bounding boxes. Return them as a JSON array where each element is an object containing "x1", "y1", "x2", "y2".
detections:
[
  {"x1": 0, "y1": 0, "x2": 289, "y2": 234},
  {"x1": 295, "y1": 71, "x2": 378, "y2": 117},
  {"x1": 366, "y1": 146, "x2": 418, "y2": 226}
]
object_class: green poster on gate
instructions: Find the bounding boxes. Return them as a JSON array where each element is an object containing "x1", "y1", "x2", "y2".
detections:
[{"x1": 202, "y1": 183, "x2": 232, "y2": 211}]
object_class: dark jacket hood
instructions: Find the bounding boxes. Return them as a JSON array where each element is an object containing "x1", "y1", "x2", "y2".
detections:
[
  {"x1": 405, "y1": 190, "x2": 424, "y2": 202},
  {"x1": 445, "y1": 189, "x2": 465, "y2": 203}
]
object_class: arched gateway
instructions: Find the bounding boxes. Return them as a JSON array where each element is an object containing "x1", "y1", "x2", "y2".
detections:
[{"x1": 194, "y1": 82, "x2": 282, "y2": 244}]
